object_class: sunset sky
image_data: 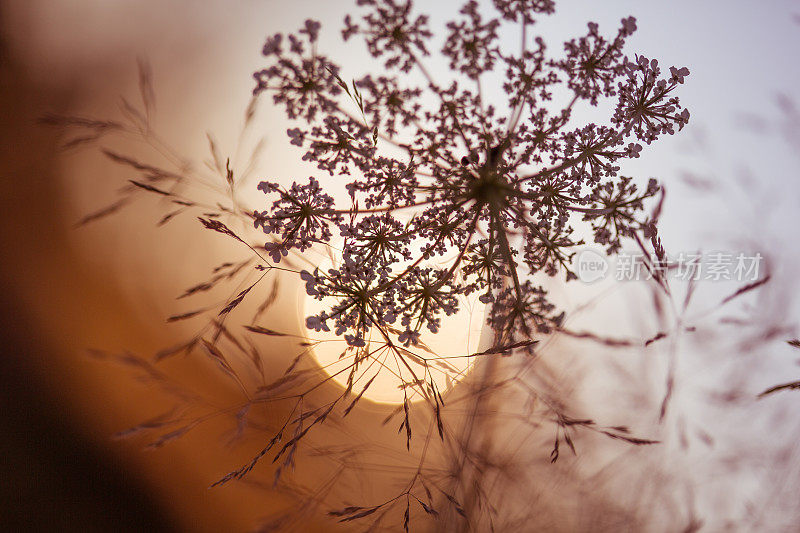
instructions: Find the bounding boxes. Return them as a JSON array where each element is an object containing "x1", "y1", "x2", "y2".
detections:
[{"x1": 2, "y1": 1, "x2": 800, "y2": 531}]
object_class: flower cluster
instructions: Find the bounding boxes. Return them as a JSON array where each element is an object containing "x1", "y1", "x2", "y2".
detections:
[
  {"x1": 252, "y1": 0, "x2": 690, "y2": 349},
  {"x1": 253, "y1": 177, "x2": 342, "y2": 262},
  {"x1": 442, "y1": 1, "x2": 501, "y2": 79}
]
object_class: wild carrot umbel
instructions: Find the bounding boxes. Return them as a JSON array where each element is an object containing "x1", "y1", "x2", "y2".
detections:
[{"x1": 252, "y1": 1, "x2": 689, "y2": 350}]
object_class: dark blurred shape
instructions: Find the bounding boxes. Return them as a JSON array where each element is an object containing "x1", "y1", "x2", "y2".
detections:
[
  {"x1": 0, "y1": 309, "x2": 177, "y2": 532},
  {"x1": 0, "y1": 21, "x2": 177, "y2": 533}
]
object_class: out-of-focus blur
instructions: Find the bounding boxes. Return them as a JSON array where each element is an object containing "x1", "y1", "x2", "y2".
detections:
[
  {"x1": 0, "y1": 2, "x2": 331, "y2": 531},
  {"x1": 2, "y1": 1, "x2": 800, "y2": 532}
]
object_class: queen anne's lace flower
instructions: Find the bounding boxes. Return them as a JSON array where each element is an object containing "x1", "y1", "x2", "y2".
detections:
[
  {"x1": 612, "y1": 56, "x2": 690, "y2": 144},
  {"x1": 561, "y1": 20, "x2": 632, "y2": 105},
  {"x1": 253, "y1": 177, "x2": 342, "y2": 261},
  {"x1": 253, "y1": 1, "x2": 689, "y2": 348},
  {"x1": 443, "y1": 1, "x2": 501, "y2": 79},
  {"x1": 340, "y1": 214, "x2": 412, "y2": 266}
]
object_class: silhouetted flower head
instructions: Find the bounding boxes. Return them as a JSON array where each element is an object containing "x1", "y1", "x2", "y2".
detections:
[{"x1": 253, "y1": 0, "x2": 689, "y2": 347}]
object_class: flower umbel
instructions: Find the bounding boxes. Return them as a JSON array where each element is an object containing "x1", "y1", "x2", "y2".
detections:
[{"x1": 253, "y1": 2, "x2": 689, "y2": 350}]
